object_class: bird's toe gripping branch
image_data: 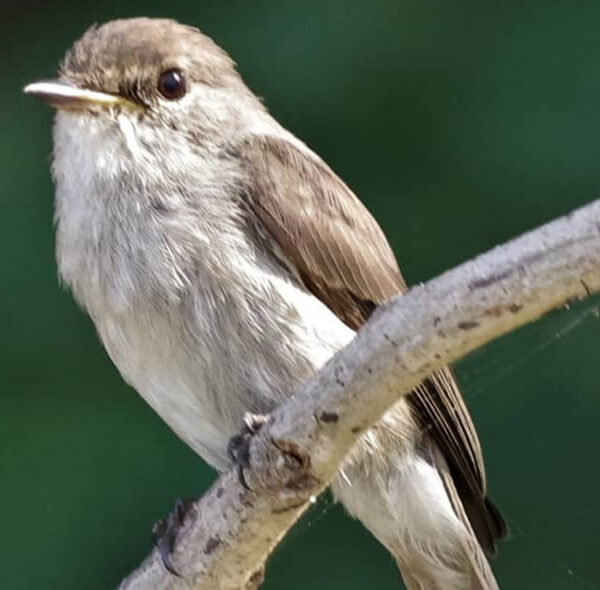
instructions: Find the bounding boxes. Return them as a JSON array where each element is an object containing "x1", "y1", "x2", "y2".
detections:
[
  {"x1": 227, "y1": 413, "x2": 272, "y2": 491},
  {"x1": 152, "y1": 497, "x2": 196, "y2": 577}
]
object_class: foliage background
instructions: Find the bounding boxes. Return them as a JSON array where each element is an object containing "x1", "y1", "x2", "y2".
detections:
[{"x1": 2, "y1": 1, "x2": 600, "y2": 588}]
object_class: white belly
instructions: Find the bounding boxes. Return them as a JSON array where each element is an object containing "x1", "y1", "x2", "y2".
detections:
[
  {"x1": 51, "y1": 111, "x2": 356, "y2": 469},
  {"x1": 94, "y1": 269, "x2": 355, "y2": 470}
]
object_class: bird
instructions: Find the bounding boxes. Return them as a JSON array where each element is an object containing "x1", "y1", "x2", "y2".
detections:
[{"x1": 24, "y1": 17, "x2": 506, "y2": 589}]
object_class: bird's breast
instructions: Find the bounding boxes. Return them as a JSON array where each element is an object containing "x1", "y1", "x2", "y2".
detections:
[
  {"x1": 92, "y1": 260, "x2": 355, "y2": 469},
  {"x1": 50, "y1": 112, "x2": 355, "y2": 468}
]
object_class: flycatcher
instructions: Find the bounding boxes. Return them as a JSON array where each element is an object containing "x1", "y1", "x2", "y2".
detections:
[{"x1": 25, "y1": 18, "x2": 506, "y2": 590}]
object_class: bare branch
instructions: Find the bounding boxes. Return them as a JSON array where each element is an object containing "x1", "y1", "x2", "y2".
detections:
[{"x1": 119, "y1": 200, "x2": 600, "y2": 590}]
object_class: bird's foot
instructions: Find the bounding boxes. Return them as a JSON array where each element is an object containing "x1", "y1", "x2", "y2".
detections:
[
  {"x1": 227, "y1": 412, "x2": 271, "y2": 490},
  {"x1": 152, "y1": 497, "x2": 196, "y2": 576}
]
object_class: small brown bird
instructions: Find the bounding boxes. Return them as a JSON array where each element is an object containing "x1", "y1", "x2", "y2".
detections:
[{"x1": 25, "y1": 18, "x2": 506, "y2": 589}]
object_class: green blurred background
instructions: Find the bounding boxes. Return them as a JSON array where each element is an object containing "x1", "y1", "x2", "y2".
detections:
[{"x1": 2, "y1": 1, "x2": 600, "y2": 588}]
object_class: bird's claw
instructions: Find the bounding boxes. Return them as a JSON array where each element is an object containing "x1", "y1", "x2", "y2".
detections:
[
  {"x1": 227, "y1": 412, "x2": 270, "y2": 491},
  {"x1": 152, "y1": 497, "x2": 195, "y2": 577}
]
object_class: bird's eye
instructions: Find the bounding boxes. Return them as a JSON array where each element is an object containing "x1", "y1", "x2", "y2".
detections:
[{"x1": 157, "y1": 69, "x2": 187, "y2": 100}]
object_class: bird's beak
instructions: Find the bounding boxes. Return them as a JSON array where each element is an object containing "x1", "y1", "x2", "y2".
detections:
[{"x1": 23, "y1": 79, "x2": 128, "y2": 111}]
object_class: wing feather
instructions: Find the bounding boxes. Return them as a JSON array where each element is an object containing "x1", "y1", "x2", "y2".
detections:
[{"x1": 236, "y1": 133, "x2": 506, "y2": 553}]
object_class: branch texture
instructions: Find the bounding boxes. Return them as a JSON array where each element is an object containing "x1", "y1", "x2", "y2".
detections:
[{"x1": 119, "y1": 200, "x2": 600, "y2": 590}]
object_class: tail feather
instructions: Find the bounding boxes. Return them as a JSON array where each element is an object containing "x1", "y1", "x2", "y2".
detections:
[
  {"x1": 434, "y1": 445, "x2": 500, "y2": 589},
  {"x1": 332, "y1": 408, "x2": 501, "y2": 590}
]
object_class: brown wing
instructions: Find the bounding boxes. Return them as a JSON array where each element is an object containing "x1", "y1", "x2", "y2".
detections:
[
  {"x1": 238, "y1": 134, "x2": 406, "y2": 327},
  {"x1": 237, "y1": 133, "x2": 506, "y2": 553}
]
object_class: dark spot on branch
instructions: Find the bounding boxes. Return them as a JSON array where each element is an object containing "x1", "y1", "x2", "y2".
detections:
[
  {"x1": 272, "y1": 438, "x2": 311, "y2": 470},
  {"x1": 247, "y1": 568, "x2": 265, "y2": 590},
  {"x1": 333, "y1": 366, "x2": 346, "y2": 387},
  {"x1": 469, "y1": 269, "x2": 513, "y2": 289},
  {"x1": 383, "y1": 332, "x2": 398, "y2": 346},
  {"x1": 485, "y1": 305, "x2": 504, "y2": 317},
  {"x1": 458, "y1": 320, "x2": 479, "y2": 330},
  {"x1": 351, "y1": 426, "x2": 362, "y2": 434},
  {"x1": 216, "y1": 487, "x2": 224, "y2": 498},
  {"x1": 508, "y1": 303, "x2": 523, "y2": 313},
  {"x1": 319, "y1": 411, "x2": 339, "y2": 423},
  {"x1": 433, "y1": 316, "x2": 441, "y2": 326},
  {"x1": 204, "y1": 536, "x2": 221, "y2": 555}
]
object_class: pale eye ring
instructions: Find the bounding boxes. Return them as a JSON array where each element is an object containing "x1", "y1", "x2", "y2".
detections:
[{"x1": 157, "y1": 69, "x2": 187, "y2": 100}]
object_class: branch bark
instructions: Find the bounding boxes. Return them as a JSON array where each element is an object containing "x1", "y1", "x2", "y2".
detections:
[{"x1": 119, "y1": 200, "x2": 600, "y2": 590}]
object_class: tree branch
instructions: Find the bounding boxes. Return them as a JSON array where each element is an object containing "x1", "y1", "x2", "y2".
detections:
[{"x1": 119, "y1": 200, "x2": 600, "y2": 590}]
